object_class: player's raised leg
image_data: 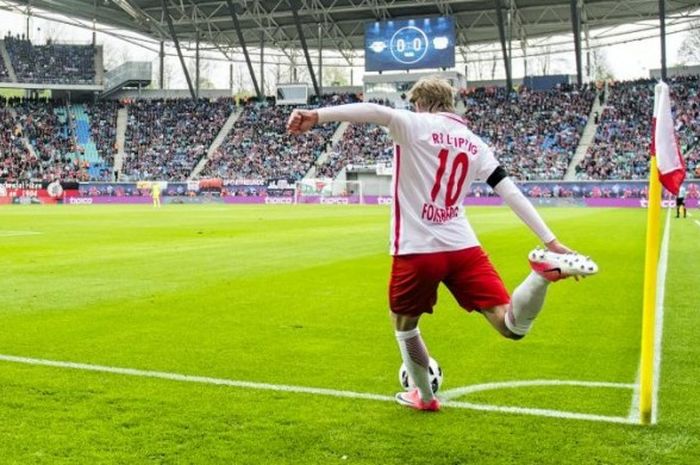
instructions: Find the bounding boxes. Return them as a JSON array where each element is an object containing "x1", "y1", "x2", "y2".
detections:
[{"x1": 483, "y1": 248, "x2": 599, "y2": 338}]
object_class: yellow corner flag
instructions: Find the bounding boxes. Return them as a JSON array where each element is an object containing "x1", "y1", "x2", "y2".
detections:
[{"x1": 640, "y1": 82, "x2": 686, "y2": 425}]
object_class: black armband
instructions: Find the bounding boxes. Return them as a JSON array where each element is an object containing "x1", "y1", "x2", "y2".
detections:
[{"x1": 486, "y1": 166, "x2": 508, "y2": 189}]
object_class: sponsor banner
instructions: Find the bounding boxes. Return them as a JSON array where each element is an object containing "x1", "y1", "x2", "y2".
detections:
[
  {"x1": 223, "y1": 179, "x2": 267, "y2": 187},
  {"x1": 167, "y1": 196, "x2": 225, "y2": 205},
  {"x1": 464, "y1": 197, "x2": 503, "y2": 206},
  {"x1": 79, "y1": 182, "x2": 189, "y2": 197},
  {"x1": 223, "y1": 196, "x2": 265, "y2": 204},
  {"x1": 74, "y1": 196, "x2": 152, "y2": 204},
  {"x1": 586, "y1": 198, "x2": 699, "y2": 208},
  {"x1": 264, "y1": 197, "x2": 293, "y2": 205},
  {"x1": 298, "y1": 195, "x2": 361, "y2": 205}
]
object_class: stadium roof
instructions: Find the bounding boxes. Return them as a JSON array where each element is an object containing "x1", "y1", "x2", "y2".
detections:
[{"x1": 6, "y1": 0, "x2": 700, "y2": 63}]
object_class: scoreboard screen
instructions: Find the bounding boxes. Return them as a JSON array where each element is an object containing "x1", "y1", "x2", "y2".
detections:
[{"x1": 364, "y1": 17, "x2": 455, "y2": 72}]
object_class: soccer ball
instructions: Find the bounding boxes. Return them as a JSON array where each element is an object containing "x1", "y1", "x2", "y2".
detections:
[{"x1": 398, "y1": 357, "x2": 443, "y2": 394}]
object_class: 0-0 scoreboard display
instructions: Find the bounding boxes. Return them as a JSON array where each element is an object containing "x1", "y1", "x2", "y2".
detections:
[{"x1": 364, "y1": 16, "x2": 456, "y2": 72}]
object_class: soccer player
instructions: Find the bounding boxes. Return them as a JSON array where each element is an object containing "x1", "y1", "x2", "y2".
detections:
[
  {"x1": 151, "y1": 182, "x2": 162, "y2": 208},
  {"x1": 287, "y1": 77, "x2": 597, "y2": 411}
]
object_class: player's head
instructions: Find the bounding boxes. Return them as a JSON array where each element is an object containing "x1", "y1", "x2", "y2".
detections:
[{"x1": 408, "y1": 77, "x2": 455, "y2": 113}]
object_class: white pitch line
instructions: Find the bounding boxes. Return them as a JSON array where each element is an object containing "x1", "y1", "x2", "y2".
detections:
[
  {"x1": 651, "y1": 207, "x2": 672, "y2": 424},
  {"x1": 0, "y1": 354, "x2": 393, "y2": 402},
  {"x1": 441, "y1": 379, "x2": 634, "y2": 399},
  {"x1": 0, "y1": 353, "x2": 635, "y2": 425},
  {"x1": 628, "y1": 369, "x2": 641, "y2": 423},
  {"x1": 694, "y1": 220, "x2": 700, "y2": 228},
  {"x1": 628, "y1": 208, "x2": 671, "y2": 424},
  {"x1": 442, "y1": 400, "x2": 634, "y2": 425},
  {"x1": 0, "y1": 230, "x2": 42, "y2": 237}
]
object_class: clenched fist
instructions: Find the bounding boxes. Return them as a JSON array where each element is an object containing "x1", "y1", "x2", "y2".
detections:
[{"x1": 287, "y1": 109, "x2": 319, "y2": 134}]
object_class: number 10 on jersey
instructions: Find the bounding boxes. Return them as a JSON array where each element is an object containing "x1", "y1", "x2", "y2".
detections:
[{"x1": 430, "y1": 149, "x2": 470, "y2": 208}]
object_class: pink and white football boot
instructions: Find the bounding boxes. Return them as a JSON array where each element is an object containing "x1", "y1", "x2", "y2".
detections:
[
  {"x1": 395, "y1": 388, "x2": 441, "y2": 412},
  {"x1": 528, "y1": 247, "x2": 599, "y2": 282}
]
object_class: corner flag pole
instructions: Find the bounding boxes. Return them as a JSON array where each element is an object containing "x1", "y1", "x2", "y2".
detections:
[{"x1": 640, "y1": 156, "x2": 662, "y2": 425}]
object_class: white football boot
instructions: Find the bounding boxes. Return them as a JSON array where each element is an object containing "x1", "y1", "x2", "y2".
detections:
[{"x1": 528, "y1": 247, "x2": 599, "y2": 282}]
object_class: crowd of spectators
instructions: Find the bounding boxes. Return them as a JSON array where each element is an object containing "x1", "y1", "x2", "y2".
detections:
[
  {"x1": 312, "y1": 98, "x2": 393, "y2": 179},
  {"x1": 4, "y1": 34, "x2": 96, "y2": 84},
  {"x1": 85, "y1": 101, "x2": 119, "y2": 169},
  {"x1": 0, "y1": 104, "x2": 33, "y2": 182},
  {"x1": 3, "y1": 78, "x2": 699, "y2": 185},
  {"x1": 315, "y1": 123, "x2": 393, "y2": 178},
  {"x1": 577, "y1": 75, "x2": 700, "y2": 180},
  {"x1": 0, "y1": 53, "x2": 8, "y2": 81},
  {"x1": 462, "y1": 85, "x2": 596, "y2": 180},
  {"x1": 0, "y1": 98, "x2": 90, "y2": 181},
  {"x1": 122, "y1": 98, "x2": 234, "y2": 181},
  {"x1": 200, "y1": 94, "x2": 358, "y2": 182}
]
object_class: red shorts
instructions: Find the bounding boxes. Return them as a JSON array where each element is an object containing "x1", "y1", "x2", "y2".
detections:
[{"x1": 389, "y1": 246, "x2": 511, "y2": 316}]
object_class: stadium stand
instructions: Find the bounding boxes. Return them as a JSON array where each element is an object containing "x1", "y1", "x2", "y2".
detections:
[
  {"x1": 2, "y1": 77, "x2": 698, "y2": 184},
  {"x1": 0, "y1": 52, "x2": 8, "y2": 81},
  {"x1": 462, "y1": 85, "x2": 596, "y2": 181},
  {"x1": 199, "y1": 94, "x2": 358, "y2": 182},
  {"x1": 577, "y1": 75, "x2": 699, "y2": 180},
  {"x1": 4, "y1": 35, "x2": 96, "y2": 84},
  {"x1": 85, "y1": 101, "x2": 119, "y2": 170},
  {"x1": 122, "y1": 98, "x2": 234, "y2": 181},
  {"x1": 315, "y1": 123, "x2": 393, "y2": 179},
  {"x1": 0, "y1": 98, "x2": 90, "y2": 181},
  {"x1": 0, "y1": 105, "x2": 33, "y2": 182}
]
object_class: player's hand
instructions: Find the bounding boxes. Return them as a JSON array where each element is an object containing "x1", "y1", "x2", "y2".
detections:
[
  {"x1": 545, "y1": 239, "x2": 573, "y2": 254},
  {"x1": 287, "y1": 109, "x2": 318, "y2": 134}
]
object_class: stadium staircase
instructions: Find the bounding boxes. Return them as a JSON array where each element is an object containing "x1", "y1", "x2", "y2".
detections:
[
  {"x1": 303, "y1": 121, "x2": 350, "y2": 179},
  {"x1": 188, "y1": 107, "x2": 243, "y2": 180},
  {"x1": 70, "y1": 104, "x2": 109, "y2": 179},
  {"x1": 564, "y1": 91, "x2": 605, "y2": 180},
  {"x1": 113, "y1": 106, "x2": 128, "y2": 179},
  {"x1": 0, "y1": 40, "x2": 18, "y2": 82}
]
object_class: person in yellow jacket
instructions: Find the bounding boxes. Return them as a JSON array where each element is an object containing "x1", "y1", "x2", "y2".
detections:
[{"x1": 151, "y1": 182, "x2": 162, "y2": 208}]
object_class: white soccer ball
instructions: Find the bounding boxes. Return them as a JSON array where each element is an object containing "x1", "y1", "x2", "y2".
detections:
[{"x1": 399, "y1": 357, "x2": 443, "y2": 394}]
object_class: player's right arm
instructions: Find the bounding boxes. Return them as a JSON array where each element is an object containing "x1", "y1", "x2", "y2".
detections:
[{"x1": 287, "y1": 103, "x2": 399, "y2": 134}]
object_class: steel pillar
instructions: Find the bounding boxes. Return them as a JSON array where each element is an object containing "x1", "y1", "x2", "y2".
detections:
[
  {"x1": 288, "y1": 0, "x2": 320, "y2": 99},
  {"x1": 225, "y1": 0, "x2": 262, "y2": 101},
  {"x1": 570, "y1": 0, "x2": 583, "y2": 86},
  {"x1": 161, "y1": 0, "x2": 196, "y2": 99},
  {"x1": 494, "y1": 0, "x2": 512, "y2": 92}
]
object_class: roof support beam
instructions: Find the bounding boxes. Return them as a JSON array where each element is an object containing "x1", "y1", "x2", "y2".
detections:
[
  {"x1": 570, "y1": 0, "x2": 583, "y2": 86},
  {"x1": 225, "y1": 0, "x2": 262, "y2": 101},
  {"x1": 162, "y1": 0, "x2": 196, "y2": 99},
  {"x1": 288, "y1": 0, "x2": 320, "y2": 99},
  {"x1": 494, "y1": 0, "x2": 512, "y2": 92}
]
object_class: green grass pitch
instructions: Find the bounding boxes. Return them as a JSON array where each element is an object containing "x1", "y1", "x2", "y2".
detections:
[{"x1": 0, "y1": 204, "x2": 698, "y2": 464}]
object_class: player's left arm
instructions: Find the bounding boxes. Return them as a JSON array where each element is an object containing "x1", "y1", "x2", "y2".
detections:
[{"x1": 488, "y1": 168, "x2": 572, "y2": 253}]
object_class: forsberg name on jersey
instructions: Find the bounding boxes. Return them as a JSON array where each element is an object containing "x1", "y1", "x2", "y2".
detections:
[
  {"x1": 431, "y1": 132, "x2": 479, "y2": 155},
  {"x1": 421, "y1": 202, "x2": 460, "y2": 224}
]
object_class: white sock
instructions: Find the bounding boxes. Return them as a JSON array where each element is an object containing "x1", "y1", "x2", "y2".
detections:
[
  {"x1": 395, "y1": 328, "x2": 433, "y2": 401},
  {"x1": 505, "y1": 271, "x2": 550, "y2": 336}
]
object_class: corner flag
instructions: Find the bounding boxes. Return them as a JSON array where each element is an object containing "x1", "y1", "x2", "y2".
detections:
[
  {"x1": 652, "y1": 82, "x2": 686, "y2": 195},
  {"x1": 640, "y1": 81, "x2": 685, "y2": 425}
]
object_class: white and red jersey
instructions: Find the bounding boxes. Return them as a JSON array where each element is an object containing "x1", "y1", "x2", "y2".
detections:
[{"x1": 387, "y1": 110, "x2": 499, "y2": 255}]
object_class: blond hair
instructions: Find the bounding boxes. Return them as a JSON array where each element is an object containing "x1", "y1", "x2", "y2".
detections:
[{"x1": 408, "y1": 77, "x2": 455, "y2": 113}]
